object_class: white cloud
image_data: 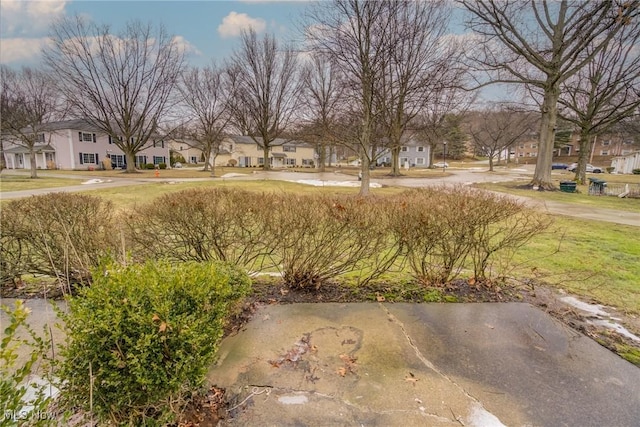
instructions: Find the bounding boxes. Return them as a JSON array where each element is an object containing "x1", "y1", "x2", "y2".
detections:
[
  {"x1": 217, "y1": 11, "x2": 266, "y2": 38},
  {"x1": 1, "y1": 0, "x2": 68, "y2": 36},
  {"x1": 0, "y1": 37, "x2": 51, "y2": 64},
  {"x1": 172, "y1": 35, "x2": 202, "y2": 57}
]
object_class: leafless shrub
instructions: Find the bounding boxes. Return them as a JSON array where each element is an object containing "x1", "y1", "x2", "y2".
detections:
[
  {"x1": 388, "y1": 186, "x2": 550, "y2": 285},
  {"x1": 268, "y1": 194, "x2": 398, "y2": 289},
  {"x1": 0, "y1": 193, "x2": 117, "y2": 287},
  {"x1": 124, "y1": 188, "x2": 277, "y2": 270},
  {"x1": 464, "y1": 191, "x2": 552, "y2": 281}
]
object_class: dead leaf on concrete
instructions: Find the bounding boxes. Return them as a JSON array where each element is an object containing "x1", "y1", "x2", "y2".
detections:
[
  {"x1": 337, "y1": 367, "x2": 347, "y2": 377},
  {"x1": 405, "y1": 372, "x2": 419, "y2": 385},
  {"x1": 376, "y1": 293, "x2": 386, "y2": 302}
]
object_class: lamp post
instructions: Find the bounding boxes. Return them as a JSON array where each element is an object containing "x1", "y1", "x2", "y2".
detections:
[{"x1": 443, "y1": 141, "x2": 447, "y2": 173}]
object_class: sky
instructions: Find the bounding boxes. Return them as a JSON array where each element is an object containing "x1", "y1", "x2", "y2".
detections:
[{"x1": 0, "y1": 0, "x2": 311, "y2": 67}]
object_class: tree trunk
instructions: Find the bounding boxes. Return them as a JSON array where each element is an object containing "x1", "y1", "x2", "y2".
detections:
[
  {"x1": 263, "y1": 145, "x2": 270, "y2": 171},
  {"x1": 29, "y1": 150, "x2": 38, "y2": 178},
  {"x1": 317, "y1": 142, "x2": 326, "y2": 172},
  {"x1": 531, "y1": 85, "x2": 560, "y2": 190},
  {"x1": 575, "y1": 129, "x2": 593, "y2": 185},
  {"x1": 202, "y1": 146, "x2": 211, "y2": 172},
  {"x1": 488, "y1": 155, "x2": 494, "y2": 172},
  {"x1": 390, "y1": 146, "x2": 401, "y2": 176},
  {"x1": 125, "y1": 151, "x2": 137, "y2": 173},
  {"x1": 359, "y1": 151, "x2": 370, "y2": 197}
]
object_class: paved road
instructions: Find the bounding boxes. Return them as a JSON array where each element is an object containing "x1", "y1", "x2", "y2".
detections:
[{"x1": 2, "y1": 168, "x2": 639, "y2": 227}]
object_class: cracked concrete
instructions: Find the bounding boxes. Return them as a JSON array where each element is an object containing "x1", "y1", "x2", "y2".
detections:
[{"x1": 206, "y1": 303, "x2": 640, "y2": 426}]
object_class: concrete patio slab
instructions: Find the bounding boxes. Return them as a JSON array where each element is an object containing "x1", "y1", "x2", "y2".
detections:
[{"x1": 207, "y1": 303, "x2": 640, "y2": 427}]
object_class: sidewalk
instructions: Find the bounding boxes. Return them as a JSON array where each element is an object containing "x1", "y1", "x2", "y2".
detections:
[{"x1": 208, "y1": 303, "x2": 640, "y2": 426}]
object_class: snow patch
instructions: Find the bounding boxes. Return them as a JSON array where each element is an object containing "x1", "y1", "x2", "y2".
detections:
[
  {"x1": 81, "y1": 179, "x2": 105, "y2": 185},
  {"x1": 278, "y1": 394, "x2": 308, "y2": 405},
  {"x1": 221, "y1": 173, "x2": 248, "y2": 178},
  {"x1": 560, "y1": 296, "x2": 609, "y2": 317},
  {"x1": 590, "y1": 319, "x2": 640, "y2": 343},
  {"x1": 466, "y1": 402, "x2": 506, "y2": 427}
]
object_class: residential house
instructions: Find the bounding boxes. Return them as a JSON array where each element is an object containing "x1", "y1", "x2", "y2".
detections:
[
  {"x1": 214, "y1": 135, "x2": 317, "y2": 168},
  {"x1": 376, "y1": 138, "x2": 432, "y2": 168},
  {"x1": 513, "y1": 130, "x2": 639, "y2": 164},
  {"x1": 611, "y1": 151, "x2": 640, "y2": 174},
  {"x1": 2, "y1": 119, "x2": 169, "y2": 170},
  {"x1": 168, "y1": 138, "x2": 204, "y2": 165}
]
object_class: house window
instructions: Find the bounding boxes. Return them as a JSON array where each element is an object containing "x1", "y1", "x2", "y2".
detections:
[
  {"x1": 80, "y1": 153, "x2": 97, "y2": 164},
  {"x1": 302, "y1": 159, "x2": 313, "y2": 166},
  {"x1": 601, "y1": 140, "x2": 610, "y2": 146},
  {"x1": 417, "y1": 146, "x2": 425, "y2": 152},
  {"x1": 400, "y1": 157, "x2": 408, "y2": 165},
  {"x1": 518, "y1": 153, "x2": 524, "y2": 157},
  {"x1": 401, "y1": 146, "x2": 408, "y2": 152},
  {"x1": 531, "y1": 144, "x2": 537, "y2": 149},
  {"x1": 79, "y1": 132, "x2": 96, "y2": 142},
  {"x1": 623, "y1": 140, "x2": 633, "y2": 145},
  {"x1": 153, "y1": 156, "x2": 165, "y2": 165},
  {"x1": 283, "y1": 146, "x2": 296, "y2": 152},
  {"x1": 36, "y1": 133, "x2": 45, "y2": 143},
  {"x1": 152, "y1": 140, "x2": 165, "y2": 148},
  {"x1": 285, "y1": 158, "x2": 296, "y2": 166},
  {"x1": 110, "y1": 154, "x2": 125, "y2": 168},
  {"x1": 190, "y1": 156, "x2": 197, "y2": 163},
  {"x1": 526, "y1": 152, "x2": 530, "y2": 157},
  {"x1": 621, "y1": 150, "x2": 631, "y2": 155},
  {"x1": 416, "y1": 158, "x2": 425, "y2": 165},
  {"x1": 258, "y1": 157, "x2": 264, "y2": 165},
  {"x1": 519, "y1": 145, "x2": 524, "y2": 149},
  {"x1": 600, "y1": 150, "x2": 609, "y2": 156},
  {"x1": 135, "y1": 155, "x2": 147, "y2": 167}
]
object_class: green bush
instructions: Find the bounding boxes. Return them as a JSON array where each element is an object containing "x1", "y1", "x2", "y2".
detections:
[
  {"x1": 1, "y1": 300, "x2": 54, "y2": 426},
  {"x1": 56, "y1": 259, "x2": 250, "y2": 425},
  {"x1": 145, "y1": 163, "x2": 155, "y2": 170},
  {"x1": 0, "y1": 193, "x2": 117, "y2": 288},
  {"x1": 633, "y1": 169, "x2": 640, "y2": 175},
  {"x1": 158, "y1": 163, "x2": 167, "y2": 170}
]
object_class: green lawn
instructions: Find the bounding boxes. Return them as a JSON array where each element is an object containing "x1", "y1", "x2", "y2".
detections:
[
  {"x1": 475, "y1": 180, "x2": 640, "y2": 213},
  {"x1": 0, "y1": 174, "x2": 84, "y2": 191},
  {"x1": 510, "y1": 216, "x2": 640, "y2": 313}
]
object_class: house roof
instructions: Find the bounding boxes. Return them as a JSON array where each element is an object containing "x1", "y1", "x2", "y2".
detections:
[
  {"x1": 3, "y1": 144, "x2": 55, "y2": 154},
  {"x1": 229, "y1": 135, "x2": 314, "y2": 148}
]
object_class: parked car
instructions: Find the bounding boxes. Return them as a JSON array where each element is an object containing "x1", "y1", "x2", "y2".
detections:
[
  {"x1": 552, "y1": 163, "x2": 568, "y2": 170},
  {"x1": 433, "y1": 162, "x2": 449, "y2": 168},
  {"x1": 567, "y1": 163, "x2": 603, "y2": 173}
]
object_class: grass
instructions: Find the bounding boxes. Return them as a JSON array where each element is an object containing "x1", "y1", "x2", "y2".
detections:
[
  {"x1": 509, "y1": 215, "x2": 640, "y2": 314},
  {"x1": 88, "y1": 179, "x2": 403, "y2": 210},
  {"x1": 0, "y1": 174, "x2": 84, "y2": 192},
  {"x1": 475, "y1": 180, "x2": 640, "y2": 213}
]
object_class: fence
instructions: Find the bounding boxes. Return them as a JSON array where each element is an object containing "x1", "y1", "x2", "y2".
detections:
[{"x1": 602, "y1": 182, "x2": 640, "y2": 198}]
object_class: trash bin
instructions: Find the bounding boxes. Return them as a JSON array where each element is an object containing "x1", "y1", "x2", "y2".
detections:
[
  {"x1": 588, "y1": 178, "x2": 607, "y2": 195},
  {"x1": 559, "y1": 181, "x2": 577, "y2": 193}
]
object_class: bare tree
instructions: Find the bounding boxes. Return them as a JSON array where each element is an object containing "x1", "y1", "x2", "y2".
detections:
[
  {"x1": 375, "y1": 1, "x2": 457, "y2": 176},
  {"x1": 413, "y1": 78, "x2": 475, "y2": 167},
  {"x1": 227, "y1": 29, "x2": 301, "y2": 171},
  {"x1": 44, "y1": 16, "x2": 185, "y2": 173},
  {"x1": 461, "y1": 0, "x2": 638, "y2": 189},
  {"x1": 305, "y1": 0, "x2": 395, "y2": 195},
  {"x1": 467, "y1": 105, "x2": 535, "y2": 171},
  {"x1": 299, "y1": 53, "x2": 344, "y2": 172},
  {"x1": 177, "y1": 63, "x2": 231, "y2": 176},
  {"x1": 557, "y1": 24, "x2": 640, "y2": 184},
  {"x1": 0, "y1": 66, "x2": 61, "y2": 178}
]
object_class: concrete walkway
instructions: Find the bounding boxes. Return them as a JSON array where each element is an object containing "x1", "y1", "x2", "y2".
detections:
[{"x1": 208, "y1": 303, "x2": 640, "y2": 427}]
